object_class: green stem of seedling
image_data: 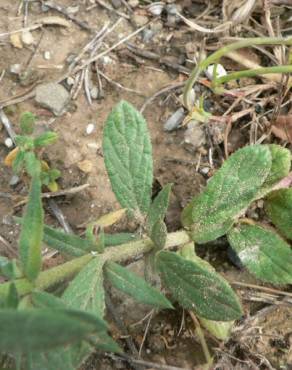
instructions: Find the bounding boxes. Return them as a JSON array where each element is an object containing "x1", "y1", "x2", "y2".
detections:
[
  {"x1": 214, "y1": 65, "x2": 292, "y2": 86},
  {"x1": 183, "y1": 37, "x2": 292, "y2": 110},
  {"x1": 0, "y1": 230, "x2": 190, "y2": 299}
]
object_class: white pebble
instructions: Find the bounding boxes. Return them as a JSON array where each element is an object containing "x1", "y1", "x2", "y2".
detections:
[
  {"x1": 86, "y1": 123, "x2": 95, "y2": 135},
  {"x1": 4, "y1": 138, "x2": 13, "y2": 148},
  {"x1": 205, "y1": 64, "x2": 227, "y2": 81},
  {"x1": 44, "y1": 51, "x2": 51, "y2": 60}
]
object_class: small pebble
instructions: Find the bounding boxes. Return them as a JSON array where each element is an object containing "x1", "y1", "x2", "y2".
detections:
[
  {"x1": 164, "y1": 108, "x2": 185, "y2": 131},
  {"x1": 86, "y1": 123, "x2": 95, "y2": 135},
  {"x1": 147, "y1": 2, "x2": 165, "y2": 16},
  {"x1": 66, "y1": 5, "x2": 79, "y2": 14},
  {"x1": 4, "y1": 138, "x2": 13, "y2": 148},
  {"x1": 132, "y1": 14, "x2": 149, "y2": 27},
  {"x1": 142, "y1": 28, "x2": 155, "y2": 43},
  {"x1": 21, "y1": 30, "x2": 34, "y2": 45},
  {"x1": 44, "y1": 51, "x2": 51, "y2": 60},
  {"x1": 90, "y1": 86, "x2": 99, "y2": 100},
  {"x1": 205, "y1": 64, "x2": 227, "y2": 81},
  {"x1": 10, "y1": 64, "x2": 22, "y2": 75},
  {"x1": 9, "y1": 175, "x2": 20, "y2": 187},
  {"x1": 200, "y1": 167, "x2": 210, "y2": 175},
  {"x1": 128, "y1": 0, "x2": 139, "y2": 8},
  {"x1": 66, "y1": 76, "x2": 75, "y2": 85}
]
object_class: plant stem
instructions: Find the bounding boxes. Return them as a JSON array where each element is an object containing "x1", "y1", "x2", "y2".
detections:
[
  {"x1": 189, "y1": 311, "x2": 213, "y2": 368},
  {"x1": 183, "y1": 37, "x2": 292, "y2": 110},
  {"x1": 0, "y1": 230, "x2": 190, "y2": 299},
  {"x1": 215, "y1": 65, "x2": 292, "y2": 86}
]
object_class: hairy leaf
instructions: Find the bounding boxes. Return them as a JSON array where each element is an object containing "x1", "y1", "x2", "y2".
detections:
[
  {"x1": 181, "y1": 145, "x2": 272, "y2": 243},
  {"x1": 103, "y1": 101, "x2": 153, "y2": 216},
  {"x1": 26, "y1": 348, "x2": 74, "y2": 370},
  {"x1": 0, "y1": 257, "x2": 22, "y2": 279},
  {"x1": 104, "y1": 261, "x2": 173, "y2": 309},
  {"x1": 24, "y1": 152, "x2": 41, "y2": 178},
  {"x1": 0, "y1": 309, "x2": 107, "y2": 352},
  {"x1": 20, "y1": 112, "x2": 36, "y2": 135},
  {"x1": 6, "y1": 283, "x2": 19, "y2": 309},
  {"x1": 147, "y1": 184, "x2": 172, "y2": 233},
  {"x1": 43, "y1": 225, "x2": 93, "y2": 256},
  {"x1": 178, "y1": 243, "x2": 235, "y2": 339},
  {"x1": 227, "y1": 224, "x2": 292, "y2": 285},
  {"x1": 34, "y1": 132, "x2": 58, "y2": 147},
  {"x1": 32, "y1": 291, "x2": 67, "y2": 309},
  {"x1": 263, "y1": 144, "x2": 291, "y2": 187},
  {"x1": 266, "y1": 188, "x2": 292, "y2": 240},
  {"x1": 151, "y1": 219, "x2": 167, "y2": 250},
  {"x1": 104, "y1": 232, "x2": 138, "y2": 246},
  {"x1": 19, "y1": 175, "x2": 43, "y2": 281},
  {"x1": 63, "y1": 257, "x2": 106, "y2": 318},
  {"x1": 157, "y1": 251, "x2": 243, "y2": 321}
]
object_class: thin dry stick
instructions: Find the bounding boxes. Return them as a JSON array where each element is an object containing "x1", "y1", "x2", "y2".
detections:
[
  {"x1": 73, "y1": 20, "x2": 156, "y2": 74},
  {"x1": 97, "y1": 69, "x2": 144, "y2": 95},
  {"x1": 138, "y1": 309, "x2": 154, "y2": 357},
  {"x1": 95, "y1": 0, "x2": 130, "y2": 19},
  {"x1": 231, "y1": 281, "x2": 292, "y2": 298},
  {"x1": 0, "y1": 235, "x2": 17, "y2": 258},
  {"x1": 41, "y1": 0, "x2": 93, "y2": 31},
  {"x1": 14, "y1": 183, "x2": 90, "y2": 207},
  {"x1": 140, "y1": 82, "x2": 185, "y2": 113},
  {"x1": 111, "y1": 355, "x2": 189, "y2": 370},
  {"x1": 0, "y1": 109, "x2": 16, "y2": 143}
]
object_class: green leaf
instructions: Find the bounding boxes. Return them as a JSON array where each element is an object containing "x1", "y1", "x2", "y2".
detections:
[
  {"x1": 104, "y1": 261, "x2": 173, "y2": 309},
  {"x1": 0, "y1": 257, "x2": 22, "y2": 279},
  {"x1": 20, "y1": 112, "x2": 36, "y2": 135},
  {"x1": 157, "y1": 251, "x2": 243, "y2": 321},
  {"x1": 178, "y1": 244, "x2": 235, "y2": 340},
  {"x1": 5, "y1": 282, "x2": 19, "y2": 309},
  {"x1": 24, "y1": 152, "x2": 41, "y2": 177},
  {"x1": 63, "y1": 257, "x2": 106, "y2": 318},
  {"x1": 198, "y1": 318, "x2": 234, "y2": 340},
  {"x1": 31, "y1": 291, "x2": 119, "y2": 368},
  {"x1": 19, "y1": 175, "x2": 43, "y2": 281},
  {"x1": 263, "y1": 144, "x2": 291, "y2": 187},
  {"x1": 104, "y1": 233, "x2": 138, "y2": 246},
  {"x1": 34, "y1": 132, "x2": 58, "y2": 147},
  {"x1": 43, "y1": 225, "x2": 93, "y2": 256},
  {"x1": 265, "y1": 188, "x2": 292, "y2": 240},
  {"x1": 32, "y1": 291, "x2": 67, "y2": 309},
  {"x1": 26, "y1": 348, "x2": 74, "y2": 370},
  {"x1": 103, "y1": 100, "x2": 153, "y2": 216},
  {"x1": 0, "y1": 309, "x2": 107, "y2": 352},
  {"x1": 12, "y1": 150, "x2": 25, "y2": 174},
  {"x1": 181, "y1": 145, "x2": 272, "y2": 243},
  {"x1": 15, "y1": 135, "x2": 34, "y2": 150},
  {"x1": 147, "y1": 184, "x2": 172, "y2": 233},
  {"x1": 151, "y1": 219, "x2": 167, "y2": 250},
  {"x1": 227, "y1": 224, "x2": 292, "y2": 285}
]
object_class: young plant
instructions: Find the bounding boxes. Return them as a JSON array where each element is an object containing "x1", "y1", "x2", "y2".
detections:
[
  {"x1": 0, "y1": 102, "x2": 291, "y2": 369},
  {"x1": 4, "y1": 111, "x2": 60, "y2": 191}
]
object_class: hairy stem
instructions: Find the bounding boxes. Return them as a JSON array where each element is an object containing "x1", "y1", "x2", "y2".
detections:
[
  {"x1": 183, "y1": 37, "x2": 292, "y2": 110},
  {"x1": 0, "y1": 230, "x2": 190, "y2": 299}
]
